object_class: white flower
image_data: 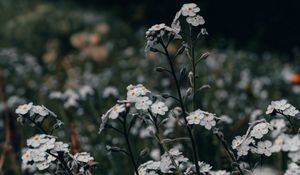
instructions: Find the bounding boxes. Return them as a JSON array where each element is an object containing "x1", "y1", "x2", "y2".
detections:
[
  {"x1": 198, "y1": 161, "x2": 212, "y2": 173},
  {"x1": 22, "y1": 149, "x2": 33, "y2": 164},
  {"x1": 236, "y1": 137, "x2": 254, "y2": 157},
  {"x1": 250, "y1": 122, "x2": 270, "y2": 139},
  {"x1": 256, "y1": 140, "x2": 272, "y2": 156},
  {"x1": 74, "y1": 152, "x2": 94, "y2": 163},
  {"x1": 102, "y1": 86, "x2": 119, "y2": 98},
  {"x1": 54, "y1": 141, "x2": 69, "y2": 152},
  {"x1": 285, "y1": 163, "x2": 300, "y2": 175},
  {"x1": 181, "y1": 3, "x2": 200, "y2": 17},
  {"x1": 148, "y1": 23, "x2": 166, "y2": 31},
  {"x1": 200, "y1": 114, "x2": 216, "y2": 130},
  {"x1": 108, "y1": 104, "x2": 126, "y2": 119},
  {"x1": 31, "y1": 149, "x2": 46, "y2": 162},
  {"x1": 79, "y1": 85, "x2": 94, "y2": 99},
  {"x1": 49, "y1": 91, "x2": 63, "y2": 99},
  {"x1": 16, "y1": 102, "x2": 33, "y2": 115},
  {"x1": 39, "y1": 138, "x2": 56, "y2": 151},
  {"x1": 232, "y1": 136, "x2": 243, "y2": 149},
  {"x1": 266, "y1": 99, "x2": 299, "y2": 117},
  {"x1": 288, "y1": 150, "x2": 300, "y2": 162},
  {"x1": 270, "y1": 119, "x2": 286, "y2": 138},
  {"x1": 135, "y1": 97, "x2": 152, "y2": 110},
  {"x1": 151, "y1": 102, "x2": 168, "y2": 115},
  {"x1": 27, "y1": 134, "x2": 49, "y2": 148},
  {"x1": 186, "y1": 15, "x2": 205, "y2": 26},
  {"x1": 31, "y1": 105, "x2": 49, "y2": 116},
  {"x1": 282, "y1": 135, "x2": 300, "y2": 152},
  {"x1": 35, "y1": 160, "x2": 50, "y2": 170},
  {"x1": 271, "y1": 134, "x2": 286, "y2": 152},
  {"x1": 186, "y1": 109, "x2": 203, "y2": 125}
]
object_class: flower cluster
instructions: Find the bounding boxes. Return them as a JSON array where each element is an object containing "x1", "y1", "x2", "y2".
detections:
[
  {"x1": 232, "y1": 121, "x2": 273, "y2": 157},
  {"x1": 49, "y1": 85, "x2": 94, "y2": 108},
  {"x1": 15, "y1": 102, "x2": 62, "y2": 128},
  {"x1": 145, "y1": 23, "x2": 180, "y2": 52},
  {"x1": 180, "y1": 3, "x2": 205, "y2": 27},
  {"x1": 266, "y1": 99, "x2": 299, "y2": 117},
  {"x1": 186, "y1": 109, "x2": 216, "y2": 130},
  {"x1": 22, "y1": 134, "x2": 69, "y2": 170}
]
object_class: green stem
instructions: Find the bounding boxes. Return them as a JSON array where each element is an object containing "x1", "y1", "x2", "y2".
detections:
[
  {"x1": 122, "y1": 116, "x2": 139, "y2": 175},
  {"x1": 160, "y1": 41, "x2": 201, "y2": 175}
]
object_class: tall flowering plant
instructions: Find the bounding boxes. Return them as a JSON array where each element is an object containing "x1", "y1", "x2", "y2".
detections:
[{"x1": 14, "y1": 3, "x2": 300, "y2": 175}]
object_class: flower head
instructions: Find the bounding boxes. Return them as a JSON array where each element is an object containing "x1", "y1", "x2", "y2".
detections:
[
  {"x1": 74, "y1": 152, "x2": 94, "y2": 163},
  {"x1": 16, "y1": 102, "x2": 33, "y2": 115},
  {"x1": 181, "y1": 3, "x2": 200, "y2": 17},
  {"x1": 186, "y1": 15, "x2": 205, "y2": 26},
  {"x1": 151, "y1": 101, "x2": 168, "y2": 115}
]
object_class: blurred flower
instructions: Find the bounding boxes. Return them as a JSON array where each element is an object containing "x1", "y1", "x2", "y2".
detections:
[
  {"x1": 102, "y1": 86, "x2": 119, "y2": 98},
  {"x1": 82, "y1": 46, "x2": 108, "y2": 61},
  {"x1": 290, "y1": 73, "x2": 300, "y2": 84}
]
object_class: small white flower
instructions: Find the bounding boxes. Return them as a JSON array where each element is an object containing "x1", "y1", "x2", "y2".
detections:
[
  {"x1": 271, "y1": 134, "x2": 286, "y2": 152},
  {"x1": 108, "y1": 104, "x2": 126, "y2": 119},
  {"x1": 198, "y1": 161, "x2": 212, "y2": 173},
  {"x1": 186, "y1": 15, "x2": 205, "y2": 26},
  {"x1": 31, "y1": 105, "x2": 49, "y2": 116},
  {"x1": 148, "y1": 23, "x2": 166, "y2": 31},
  {"x1": 288, "y1": 150, "x2": 300, "y2": 162},
  {"x1": 31, "y1": 149, "x2": 46, "y2": 162},
  {"x1": 285, "y1": 163, "x2": 300, "y2": 175},
  {"x1": 250, "y1": 122, "x2": 270, "y2": 139},
  {"x1": 232, "y1": 136, "x2": 243, "y2": 149},
  {"x1": 22, "y1": 149, "x2": 33, "y2": 164},
  {"x1": 200, "y1": 114, "x2": 216, "y2": 130},
  {"x1": 135, "y1": 96, "x2": 152, "y2": 110},
  {"x1": 39, "y1": 138, "x2": 56, "y2": 151},
  {"x1": 186, "y1": 109, "x2": 203, "y2": 125},
  {"x1": 282, "y1": 135, "x2": 300, "y2": 152},
  {"x1": 54, "y1": 141, "x2": 69, "y2": 152},
  {"x1": 256, "y1": 140, "x2": 272, "y2": 156},
  {"x1": 27, "y1": 134, "x2": 49, "y2": 148},
  {"x1": 266, "y1": 99, "x2": 299, "y2": 117},
  {"x1": 270, "y1": 119, "x2": 286, "y2": 138},
  {"x1": 16, "y1": 102, "x2": 33, "y2": 115},
  {"x1": 74, "y1": 152, "x2": 94, "y2": 163},
  {"x1": 35, "y1": 160, "x2": 50, "y2": 170},
  {"x1": 151, "y1": 102, "x2": 168, "y2": 115},
  {"x1": 181, "y1": 3, "x2": 200, "y2": 17}
]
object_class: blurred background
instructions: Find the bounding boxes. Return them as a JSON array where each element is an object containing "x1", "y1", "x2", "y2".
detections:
[{"x1": 0, "y1": 0, "x2": 300, "y2": 174}]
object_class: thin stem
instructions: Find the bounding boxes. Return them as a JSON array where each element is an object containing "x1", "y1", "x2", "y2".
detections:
[
  {"x1": 24, "y1": 116, "x2": 48, "y2": 135},
  {"x1": 122, "y1": 116, "x2": 139, "y2": 175},
  {"x1": 48, "y1": 151, "x2": 73, "y2": 175},
  {"x1": 215, "y1": 133, "x2": 244, "y2": 175},
  {"x1": 160, "y1": 41, "x2": 201, "y2": 175},
  {"x1": 189, "y1": 25, "x2": 197, "y2": 111},
  {"x1": 147, "y1": 109, "x2": 183, "y2": 175}
]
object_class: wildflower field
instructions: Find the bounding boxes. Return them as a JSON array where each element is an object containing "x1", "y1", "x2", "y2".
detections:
[{"x1": 1, "y1": 1, "x2": 300, "y2": 175}]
